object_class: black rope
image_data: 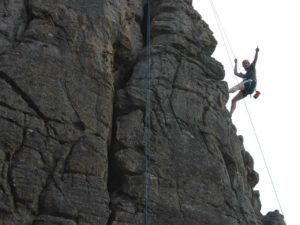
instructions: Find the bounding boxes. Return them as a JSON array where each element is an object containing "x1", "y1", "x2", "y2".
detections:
[{"x1": 144, "y1": 0, "x2": 151, "y2": 224}]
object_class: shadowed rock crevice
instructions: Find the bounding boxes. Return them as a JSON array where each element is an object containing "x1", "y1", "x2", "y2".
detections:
[
  {"x1": 106, "y1": 112, "x2": 121, "y2": 225},
  {"x1": 0, "y1": 71, "x2": 47, "y2": 121},
  {"x1": 112, "y1": 51, "x2": 136, "y2": 91},
  {"x1": 141, "y1": 3, "x2": 149, "y2": 47},
  {"x1": 16, "y1": 0, "x2": 32, "y2": 43},
  {"x1": 62, "y1": 79, "x2": 86, "y2": 132}
]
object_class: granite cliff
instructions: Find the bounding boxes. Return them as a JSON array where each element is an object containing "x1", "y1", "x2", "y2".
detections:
[{"x1": 0, "y1": 0, "x2": 285, "y2": 225}]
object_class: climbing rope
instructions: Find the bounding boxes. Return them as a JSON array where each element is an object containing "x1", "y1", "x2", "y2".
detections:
[
  {"x1": 209, "y1": 0, "x2": 236, "y2": 69},
  {"x1": 208, "y1": 0, "x2": 285, "y2": 215},
  {"x1": 144, "y1": 0, "x2": 151, "y2": 224}
]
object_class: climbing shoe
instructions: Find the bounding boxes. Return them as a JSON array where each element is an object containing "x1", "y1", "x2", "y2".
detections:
[{"x1": 253, "y1": 91, "x2": 261, "y2": 99}]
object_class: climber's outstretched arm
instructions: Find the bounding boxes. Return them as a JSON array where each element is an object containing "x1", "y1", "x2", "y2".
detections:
[
  {"x1": 234, "y1": 59, "x2": 244, "y2": 78},
  {"x1": 252, "y1": 47, "x2": 259, "y2": 67}
]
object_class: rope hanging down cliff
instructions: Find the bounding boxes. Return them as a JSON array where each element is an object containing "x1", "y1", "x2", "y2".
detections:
[
  {"x1": 208, "y1": 0, "x2": 284, "y2": 215},
  {"x1": 144, "y1": 1, "x2": 152, "y2": 225}
]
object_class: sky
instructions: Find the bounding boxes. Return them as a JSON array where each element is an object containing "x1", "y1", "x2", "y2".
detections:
[{"x1": 193, "y1": 1, "x2": 300, "y2": 224}]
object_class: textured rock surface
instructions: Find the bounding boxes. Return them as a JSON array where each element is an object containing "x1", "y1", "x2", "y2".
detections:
[
  {"x1": 0, "y1": 0, "x2": 124, "y2": 224},
  {"x1": 0, "y1": 0, "x2": 282, "y2": 225},
  {"x1": 111, "y1": 1, "x2": 262, "y2": 225},
  {"x1": 262, "y1": 210, "x2": 286, "y2": 225}
]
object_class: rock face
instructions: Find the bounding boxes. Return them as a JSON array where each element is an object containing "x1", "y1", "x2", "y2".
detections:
[
  {"x1": 262, "y1": 211, "x2": 286, "y2": 225},
  {"x1": 0, "y1": 0, "x2": 283, "y2": 225}
]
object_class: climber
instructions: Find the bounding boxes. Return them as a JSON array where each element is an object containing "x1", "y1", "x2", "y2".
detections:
[{"x1": 229, "y1": 47, "x2": 260, "y2": 115}]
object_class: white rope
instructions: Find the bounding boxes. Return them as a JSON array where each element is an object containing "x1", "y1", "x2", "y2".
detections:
[
  {"x1": 209, "y1": 0, "x2": 235, "y2": 69},
  {"x1": 208, "y1": 0, "x2": 284, "y2": 216}
]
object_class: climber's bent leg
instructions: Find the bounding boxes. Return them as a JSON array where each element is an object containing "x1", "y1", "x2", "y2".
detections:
[
  {"x1": 230, "y1": 91, "x2": 244, "y2": 115},
  {"x1": 229, "y1": 82, "x2": 245, "y2": 93}
]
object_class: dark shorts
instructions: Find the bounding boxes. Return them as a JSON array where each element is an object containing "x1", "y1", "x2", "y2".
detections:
[{"x1": 242, "y1": 80, "x2": 256, "y2": 97}]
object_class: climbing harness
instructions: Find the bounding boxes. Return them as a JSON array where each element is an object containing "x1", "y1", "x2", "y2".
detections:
[
  {"x1": 242, "y1": 78, "x2": 257, "y2": 98},
  {"x1": 208, "y1": 0, "x2": 284, "y2": 215}
]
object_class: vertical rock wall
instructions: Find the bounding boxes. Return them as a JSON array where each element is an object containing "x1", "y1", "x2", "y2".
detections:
[
  {"x1": 0, "y1": 0, "x2": 285, "y2": 225},
  {"x1": 110, "y1": 0, "x2": 262, "y2": 225},
  {"x1": 0, "y1": 0, "x2": 142, "y2": 224}
]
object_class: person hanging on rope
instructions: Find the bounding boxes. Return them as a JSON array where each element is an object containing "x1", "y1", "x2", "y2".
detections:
[{"x1": 229, "y1": 47, "x2": 260, "y2": 115}]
